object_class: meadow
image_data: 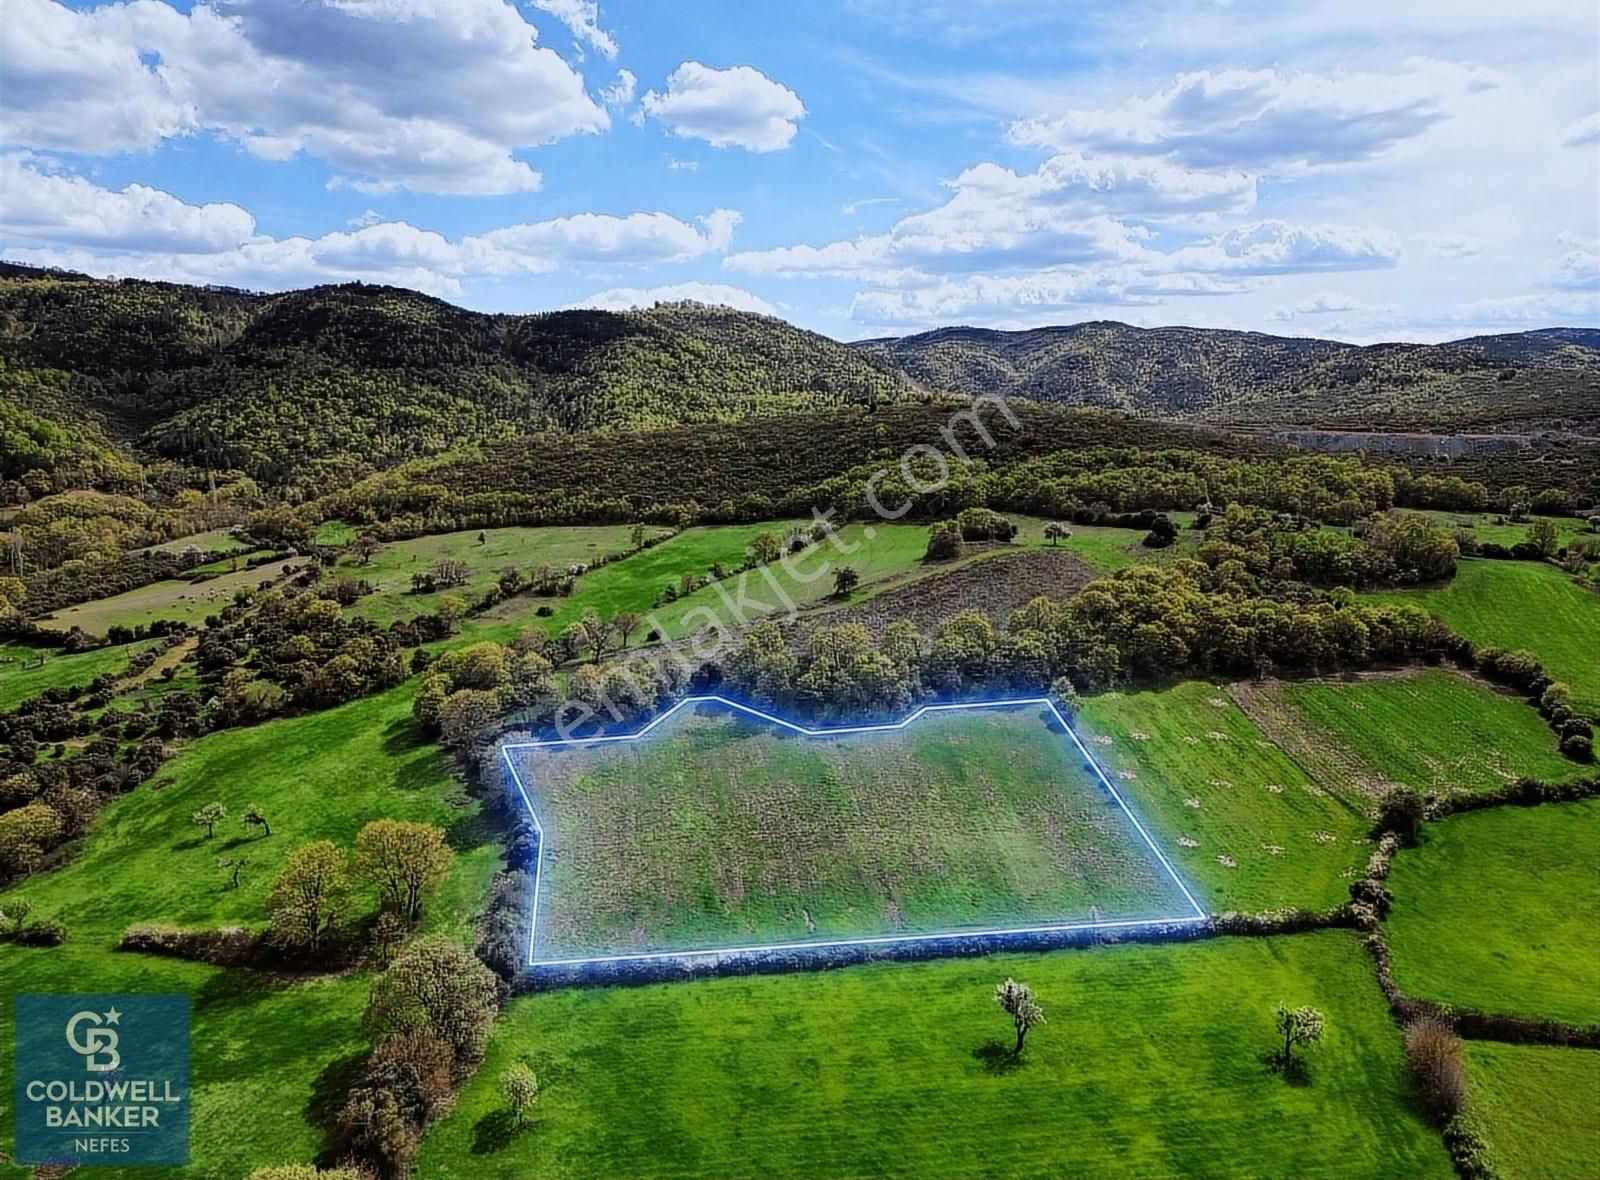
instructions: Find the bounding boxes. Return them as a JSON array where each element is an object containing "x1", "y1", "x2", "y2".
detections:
[
  {"x1": 414, "y1": 932, "x2": 1452, "y2": 1179},
  {"x1": 511, "y1": 702, "x2": 1189, "y2": 961},
  {"x1": 333, "y1": 524, "x2": 637, "y2": 626},
  {"x1": 1268, "y1": 670, "x2": 1584, "y2": 797},
  {"x1": 1464, "y1": 1041, "x2": 1600, "y2": 1180},
  {"x1": 37, "y1": 556, "x2": 302, "y2": 636},
  {"x1": 1075, "y1": 681, "x2": 1371, "y2": 914},
  {"x1": 0, "y1": 639, "x2": 160, "y2": 710},
  {"x1": 1366, "y1": 558, "x2": 1600, "y2": 713},
  {"x1": 1384, "y1": 798, "x2": 1600, "y2": 1026}
]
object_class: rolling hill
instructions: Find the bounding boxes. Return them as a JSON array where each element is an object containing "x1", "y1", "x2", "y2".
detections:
[
  {"x1": 852, "y1": 322, "x2": 1600, "y2": 429},
  {"x1": 0, "y1": 264, "x2": 907, "y2": 494}
]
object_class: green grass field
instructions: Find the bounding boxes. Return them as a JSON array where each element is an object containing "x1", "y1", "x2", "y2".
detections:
[
  {"x1": 334, "y1": 524, "x2": 638, "y2": 626},
  {"x1": 38, "y1": 557, "x2": 302, "y2": 636},
  {"x1": 512, "y1": 703, "x2": 1188, "y2": 960},
  {"x1": 1464, "y1": 1041, "x2": 1600, "y2": 1180},
  {"x1": 414, "y1": 931, "x2": 1451, "y2": 1179},
  {"x1": 1384, "y1": 799, "x2": 1600, "y2": 1026},
  {"x1": 1272, "y1": 670, "x2": 1583, "y2": 797},
  {"x1": 1413, "y1": 510, "x2": 1595, "y2": 553},
  {"x1": 0, "y1": 640, "x2": 160, "y2": 711},
  {"x1": 1367, "y1": 559, "x2": 1600, "y2": 714},
  {"x1": 0, "y1": 683, "x2": 498, "y2": 942},
  {"x1": 1076, "y1": 682, "x2": 1371, "y2": 914},
  {"x1": 140, "y1": 527, "x2": 254, "y2": 556}
]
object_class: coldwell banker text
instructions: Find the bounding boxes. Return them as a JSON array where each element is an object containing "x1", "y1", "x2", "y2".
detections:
[{"x1": 12, "y1": 994, "x2": 191, "y2": 1166}]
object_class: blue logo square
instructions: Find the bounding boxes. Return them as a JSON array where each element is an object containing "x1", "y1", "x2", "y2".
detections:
[{"x1": 13, "y1": 994, "x2": 190, "y2": 1166}]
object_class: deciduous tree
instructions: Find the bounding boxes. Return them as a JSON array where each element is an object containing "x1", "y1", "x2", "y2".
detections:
[
  {"x1": 994, "y1": 978, "x2": 1045, "y2": 1054},
  {"x1": 356, "y1": 820, "x2": 454, "y2": 922}
]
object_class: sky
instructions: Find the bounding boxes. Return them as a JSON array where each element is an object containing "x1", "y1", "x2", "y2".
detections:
[{"x1": 1, "y1": 0, "x2": 1596, "y2": 343}]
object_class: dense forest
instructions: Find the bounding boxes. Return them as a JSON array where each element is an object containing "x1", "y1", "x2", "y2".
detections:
[{"x1": 854, "y1": 322, "x2": 1600, "y2": 429}]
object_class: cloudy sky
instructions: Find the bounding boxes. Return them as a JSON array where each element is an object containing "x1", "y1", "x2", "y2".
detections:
[{"x1": 2, "y1": 0, "x2": 1596, "y2": 342}]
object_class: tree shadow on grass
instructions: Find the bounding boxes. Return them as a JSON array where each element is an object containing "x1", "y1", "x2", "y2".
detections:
[
  {"x1": 1264, "y1": 1052, "x2": 1312, "y2": 1087},
  {"x1": 972, "y1": 1040, "x2": 1026, "y2": 1075},
  {"x1": 471, "y1": 1109, "x2": 537, "y2": 1154},
  {"x1": 383, "y1": 716, "x2": 431, "y2": 756},
  {"x1": 306, "y1": 1049, "x2": 369, "y2": 1135}
]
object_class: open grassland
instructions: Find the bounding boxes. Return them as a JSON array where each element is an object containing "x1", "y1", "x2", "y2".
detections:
[
  {"x1": 1075, "y1": 681, "x2": 1371, "y2": 914},
  {"x1": 140, "y1": 527, "x2": 254, "y2": 556},
  {"x1": 1011, "y1": 512, "x2": 1201, "y2": 573},
  {"x1": 0, "y1": 944, "x2": 369, "y2": 1180},
  {"x1": 1385, "y1": 799, "x2": 1600, "y2": 1026},
  {"x1": 415, "y1": 932, "x2": 1451, "y2": 1180},
  {"x1": 512, "y1": 703, "x2": 1187, "y2": 960},
  {"x1": 0, "y1": 639, "x2": 159, "y2": 710},
  {"x1": 1464, "y1": 1042, "x2": 1600, "y2": 1180},
  {"x1": 1413, "y1": 509, "x2": 1595, "y2": 552},
  {"x1": 1366, "y1": 559, "x2": 1600, "y2": 714},
  {"x1": 334, "y1": 524, "x2": 637, "y2": 626},
  {"x1": 1269, "y1": 670, "x2": 1583, "y2": 796},
  {"x1": 37, "y1": 556, "x2": 302, "y2": 636},
  {"x1": 0, "y1": 682, "x2": 498, "y2": 943}
]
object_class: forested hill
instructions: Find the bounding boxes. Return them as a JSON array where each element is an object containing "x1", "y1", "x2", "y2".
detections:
[
  {"x1": 852, "y1": 322, "x2": 1600, "y2": 429},
  {"x1": 0, "y1": 264, "x2": 906, "y2": 495}
]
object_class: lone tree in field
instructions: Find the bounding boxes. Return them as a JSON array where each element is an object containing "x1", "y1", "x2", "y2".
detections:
[
  {"x1": 241, "y1": 804, "x2": 271, "y2": 839},
  {"x1": 1274, "y1": 1003, "x2": 1325, "y2": 1069},
  {"x1": 1044, "y1": 521, "x2": 1072, "y2": 546},
  {"x1": 268, "y1": 840, "x2": 350, "y2": 955},
  {"x1": 218, "y1": 855, "x2": 249, "y2": 890},
  {"x1": 501, "y1": 1062, "x2": 540, "y2": 1129},
  {"x1": 613, "y1": 610, "x2": 642, "y2": 648},
  {"x1": 355, "y1": 819, "x2": 454, "y2": 922},
  {"x1": 994, "y1": 978, "x2": 1046, "y2": 1054},
  {"x1": 1529, "y1": 516, "x2": 1560, "y2": 559},
  {"x1": 192, "y1": 802, "x2": 226, "y2": 839},
  {"x1": 833, "y1": 566, "x2": 861, "y2": 597}
]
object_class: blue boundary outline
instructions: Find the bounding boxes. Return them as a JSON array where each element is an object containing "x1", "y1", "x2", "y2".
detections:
[{"x1": 499, "y1": 695, "x2": 1208, "y2": 970}]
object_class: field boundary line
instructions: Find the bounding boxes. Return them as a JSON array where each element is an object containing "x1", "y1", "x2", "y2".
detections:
[{"x1": 499, "y1": 695, "x2": 1208, "y2": 971}]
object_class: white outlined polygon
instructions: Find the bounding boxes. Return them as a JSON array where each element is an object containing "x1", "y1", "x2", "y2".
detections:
[{"x1": 499, "y1": 695, "x2": 1208, "y2": 969}]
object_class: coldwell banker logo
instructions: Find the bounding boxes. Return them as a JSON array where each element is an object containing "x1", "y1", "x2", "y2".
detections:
[{"x1": 13, "y1": 994, "x2": 190, "y2": 1166}]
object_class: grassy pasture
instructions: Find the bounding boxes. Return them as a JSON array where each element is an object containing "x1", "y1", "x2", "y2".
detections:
[
  {"x1": 1464, "y1": 1041, "x2": 1600, "y2": 1180},
  {"x1": 1384, "y1": 799, "x2": 1600, "y2": 1026},
  {"x1": 1366, "y1": 559, "x2": 1600, "y2": 714},
  {"x1": 415, "y1": 931, "x2": 1451, "y2": 1179},
  {"x1": 140, "y1": 527, "x2": 254, "y2": 555},
  {"x1": 1412, "y1": 509, "x2": 1595, "y2": 552},
  {"x1": 0, "y1": 683, "x2": 498, "y2": 944},
  {"x1": 1271, "y1": 670, "x2": 1583, "y2": 797},
  {"x1": 334, "y1": 524, "x2": 637, "y2": 626},
  {"x1": 37, "y1": 556, "x2": 302, "y2": 636},
  {"x1": 1076, "y1": 681, "x2": 1371, "y2": 914},
  {"x1": 0, "y1": 639, "x2": 160, "y2": 711},
  {"x1": 511, "y1": 702, "x2": 1189, "y2": 960}
]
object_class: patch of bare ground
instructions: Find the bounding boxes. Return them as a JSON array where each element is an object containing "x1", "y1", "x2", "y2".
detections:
[{"x1": 800, "y1": 548, "x2": 1099, "y2": 643}]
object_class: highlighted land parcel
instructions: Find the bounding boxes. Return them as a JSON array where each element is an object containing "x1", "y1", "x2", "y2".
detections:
[{"x1": 501, "y1": 697, "x2": 1206, "y2": 968}]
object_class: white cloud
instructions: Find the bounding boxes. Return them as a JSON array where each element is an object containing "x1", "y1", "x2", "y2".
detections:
[
  {"x1": 529, "y1": 0, "x2": 618, "y2": 59},
  {"x1": 1167, "y1": 221, "x2": 1399, "y2": 275},
  {"x1": 666, "y1": 157, "x2": 699, "y2": 172},
  {"x1": 641, "y1": 62, "x2": 805, "y2": 152},
  {"x1": 601, "y1": 68, "x2": 637, "y2": 106},
  {"x1": 1562, "y1": 112, "x2": 1600, "y2": 147},
  {"x1": 0, "y1": 0, "x2": 609, "y2": 195},
  {"x1": 1008, "y1": 63, "x2": 1490, "y2": 171},
  {"x1": 1, "y1": 154, "x2": 255, "y2": 253},
  {"x1": 3, "y1": 162, "x2": 741, "y2": 295},
  {"x1": 573, "y1": 282, "x2": 778, "y2": 315}
]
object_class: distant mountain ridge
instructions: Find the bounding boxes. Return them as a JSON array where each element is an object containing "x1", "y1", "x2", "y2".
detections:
[{"x1": 852, "y1": 321, "x2": 1600, "y2": 428}]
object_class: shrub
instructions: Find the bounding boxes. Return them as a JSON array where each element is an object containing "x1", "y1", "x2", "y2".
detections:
[{"x1": 1404, "y1": 1016, "x2": 1468, "y2": 1124}]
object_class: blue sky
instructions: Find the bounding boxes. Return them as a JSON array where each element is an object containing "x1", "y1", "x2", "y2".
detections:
[{"x1": 2, "y1": 0, "x2": 1596, "y2": 342}]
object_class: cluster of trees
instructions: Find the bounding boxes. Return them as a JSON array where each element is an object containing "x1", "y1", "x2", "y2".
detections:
[
  {"x1": 266, "y1": 820, "x2": 454, "y2": 956},
  {"x1": 335, "y1": 936, "x2": 502, "y2": 1177},
  {"x1": 412, "y1": 638, "x2": 558, "y2": 750},
  {"x1": 724, "y1": 562, "x2": 1465, "y2": 719},
  {"x1": 1204, "y1": 507, "x2": 1459, "y2": 587}
]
